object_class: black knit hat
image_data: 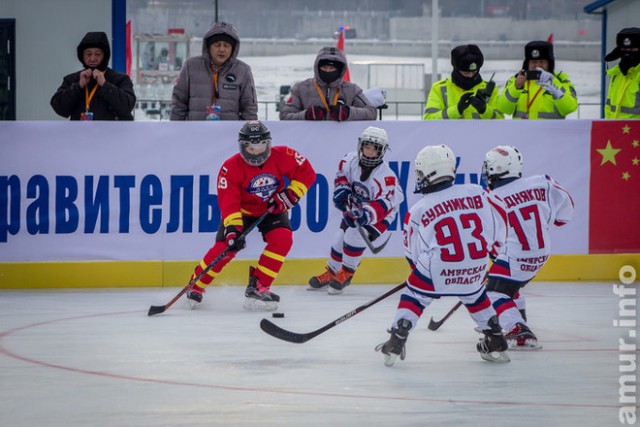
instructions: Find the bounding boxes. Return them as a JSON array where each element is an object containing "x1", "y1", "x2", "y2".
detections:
[
  {"x1": 451, "y1": 45, "x2": 484, "y2": 72},
  {"x1": 77, "y1": 31, "x2": 111, "y2": 70},
  {"x1": 523, "y1": 41, "x2": 555, "y2": 73},
  {"x1": 206, "y1": 33, "x2": 237, "y2": 50},
  {"x1": 605, "y1": 27, "x2": 640, "y2": 61}
]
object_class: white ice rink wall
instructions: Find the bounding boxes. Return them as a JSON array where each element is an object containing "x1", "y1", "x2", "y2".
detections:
[{"x1": 0, "y1": 120, "x2": 638, "y2": 287}]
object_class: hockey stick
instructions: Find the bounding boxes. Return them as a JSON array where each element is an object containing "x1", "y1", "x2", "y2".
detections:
[
  {"x1": 427, "y1": 301, "x2": 463, "y2": 331},
  {"x1": 355, "y1": 223, "x2": 391, "y2": 254},
  {"x1": 147, "y1": 210, "x2": 271, "y2": 316},
  {"x1": 347, "y1": 196, "x2": 391, "y2": 255},
  {"x1": 260, "y1": 282, "x2": 405, "y2": 343}
]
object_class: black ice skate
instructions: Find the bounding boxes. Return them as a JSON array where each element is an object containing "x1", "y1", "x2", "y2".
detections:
[
  {"x1": 243, "y1": 267, "x2": 280, "y2": 311},
  {"x1": 186, "y1": 284, "x2": 205, "y2": 309},
  {"x1": 476, "y1": 315, "x2": 510, "y2": 363},
  {"x1": 505, "y1": 322, "x2": 542, "y2": 350},
  {"x1": 375, "y1": 318, "x2": 412, "y2": 367}
]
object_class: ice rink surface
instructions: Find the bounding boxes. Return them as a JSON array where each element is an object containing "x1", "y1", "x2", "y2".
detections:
[{"x1": 0, "y1": 281, "x2": 634, "y2": 427}]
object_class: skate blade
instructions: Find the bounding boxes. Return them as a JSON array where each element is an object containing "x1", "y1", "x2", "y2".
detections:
[
  {"x1": 327, "y1": 287, "x2": 344, "y2": 295},
  {"x1": 306, "y1": 285, "x2": 329, "y2": 291},
  {"x1": 242, "y1": 298, "x2": 278, "y2": 312},
  {"x1": 186, "y1": 299, "x2": 200, "y2": 310},
  {"x1": 508, "y1": 340, "x2": 543, "y2": 350},
  {"x1": 480, "y1": 351, "x2": 510, "y2": 363}
]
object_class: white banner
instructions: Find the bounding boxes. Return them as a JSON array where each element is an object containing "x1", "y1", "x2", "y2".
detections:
[{"x1": 0, "y1": 120, "x2": 590, "y2": 262}]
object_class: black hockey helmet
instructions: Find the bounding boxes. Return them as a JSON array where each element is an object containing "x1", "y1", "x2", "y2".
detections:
[{"x1": 238, "y1": 120, "x2": 272, "y2": 166}]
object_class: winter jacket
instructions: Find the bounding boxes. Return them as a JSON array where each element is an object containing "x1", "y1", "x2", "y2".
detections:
[
  {"x1": 50, "y1": 32, "x2": 136, "y2": 120},
  {"x1": 605, "y1": 63, "x2": 640, "y2": 119},
  {"x1": 279, "y1": 47, "x2": 376, "y2": 121},
  {"x1": 170, "y1": 22, "x2": 258, "y2": 121},
  {"x1": 497, "y1": 71, "x2": 577, "y2": 119},
  {"x1": 423, "y1": 77, "x2": 503, "y2": 120}
]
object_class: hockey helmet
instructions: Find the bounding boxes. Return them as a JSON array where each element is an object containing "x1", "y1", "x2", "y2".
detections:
[
  {"x1": 482, "y1": 145, "x2": 523, "y2": 189},
  {"x1": 358, "y1": 126, "x2": 389, "y2": 168},
  {"x1": 238, "y1": 120, "x2": 272, "y2": 166},
  {"x1": 414, "y1": 144, "x2": 456, "y2": 192}
]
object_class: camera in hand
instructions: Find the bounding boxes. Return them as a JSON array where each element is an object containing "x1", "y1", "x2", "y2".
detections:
[{"x1": 526, "y1": 70, "x2": 542, "y2": 80}]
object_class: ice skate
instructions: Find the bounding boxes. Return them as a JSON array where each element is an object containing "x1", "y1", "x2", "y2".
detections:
[
  {"x1": 375, "y1": 318, "x2": 412, "y2": 367},
  {"x1": 308, "y1": 266, "x2": 336, "y2": 291},
  {"x1": 505, "y1": 322, "x2": 542, "y2": 350},
  {"x1": 186, "y1": 284, "x2": 205, "y2": 309},
  {"x1": 243, "y1": 267, "x2": 280, "y2": 311},
  {"x1": 327, "y1": 267, "x2": 355, "y2": 295},
  {"x1": 476, "y1": 316, "x2": 510, "y2": 363}
]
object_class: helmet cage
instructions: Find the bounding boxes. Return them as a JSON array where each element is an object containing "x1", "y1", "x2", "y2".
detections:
[
  {"x1": 357, "y1": 127, "x2": 389, "y2": 168},
  {"x1": 238, "y1": 121, "x2": 272, "y2": 166}
]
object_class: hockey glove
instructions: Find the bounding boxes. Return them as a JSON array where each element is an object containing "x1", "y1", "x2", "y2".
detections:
[
  {"x1": 457, "y1": 92, "x2": 473, "y2": 115},
  {"x1": 268, "y1": 189, "x2": 299, "y2": 214},
  {"x1": 305, "y1": 106, "x2": 327, "y2": 121},
  {"x1": 224, "y1": 225, "x2": 246, "y2": 251},
  {"x1": 469, "y1": 95, "x2": 487, "y2": 114},
  {"x1": 332, "y1": 185, "x2": 352, "y2": 212},
  {"x1": 344, "y1": 205, "x2": 374, "y2": 228},
  {"x1": 329, "y1": 104, "x2": 350, "y2": 121}
]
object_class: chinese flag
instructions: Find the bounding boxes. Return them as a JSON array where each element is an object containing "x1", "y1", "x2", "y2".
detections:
[
  {"x1": 589, "y1": 121, "x2": 640, "y2": 253},
  {"x1": 126, "y1": 20, "x2": 132, "y2": 77},
  {"x1": 336, "y1": 28, "x2": 351, "y2": 82}
]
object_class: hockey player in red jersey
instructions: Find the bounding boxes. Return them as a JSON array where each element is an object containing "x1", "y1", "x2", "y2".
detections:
[
  {"x1": 376, "y1": 144, "x2": 510, "y2": 366},
  {"x1": 186, "y1": 120, "x2": 316, "y2": 311},
  {"x1": 482, "y1": 145, "x2": 573, "y2": 349},
  {"x1": 308, "y1": 126, "x2": 405, "y2": 294}
]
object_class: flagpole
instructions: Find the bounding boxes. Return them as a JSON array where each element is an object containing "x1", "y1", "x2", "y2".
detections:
[{"x1": 431, "y1": 0, "x2": 439, "y2": 87}]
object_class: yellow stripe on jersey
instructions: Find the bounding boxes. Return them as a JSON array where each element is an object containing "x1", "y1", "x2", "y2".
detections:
[
  {"x1": 288, "y1": 180, "x2": 308, "y2": 198},
  {"x1": 223, "y1": 211, "x2": 243, "y2": 227}
]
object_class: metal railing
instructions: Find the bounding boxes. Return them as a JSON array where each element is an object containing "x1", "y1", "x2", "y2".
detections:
[{"x1": 135, "y1": 100, "x2": 601, "y2": 121}]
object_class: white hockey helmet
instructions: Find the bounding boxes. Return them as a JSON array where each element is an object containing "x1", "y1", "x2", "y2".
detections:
[
  {"x1": 358, "y1": 126, "x2": 389, "y2": 168},
  {"x1": 414, "y1": 144, "x2": 456, "y2": 192},
  {"x1": 482, "y1": 145, "x2": 523, "y2": 188}
]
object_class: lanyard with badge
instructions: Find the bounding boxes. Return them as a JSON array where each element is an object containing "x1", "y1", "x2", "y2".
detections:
[
  {"x1": 81, "y1": 70, "x2": 105, "y2": 121},
  {"x1": 313, "y1": 80, "x2": 340, "y2": 111},
  {"x1": 206, "y1": 68, "x2": 221, "y2": 120}
]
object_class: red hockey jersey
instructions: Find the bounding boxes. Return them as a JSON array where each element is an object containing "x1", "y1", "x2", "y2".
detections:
[{"x1": 216, "y1": 146, "x2": 317, "y2": 227}]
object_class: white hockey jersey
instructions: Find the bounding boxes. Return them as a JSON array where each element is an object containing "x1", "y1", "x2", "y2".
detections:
[
  {"x1": 488, "y1": 175, "x2": 574, "y2": 283},
  {"x1": 335, "y1": 152, "x2": 404, "y2": 232},
  {"x1": 403, "y1": 183, "x2": 507, "y2": 296}
]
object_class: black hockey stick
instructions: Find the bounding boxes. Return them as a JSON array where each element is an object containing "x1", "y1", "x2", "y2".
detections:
[
  {"x1": 356, "y1": 223, "x2": 391, "y2": 255},
  {"x1": 260, "y1": 283, "x2": 405, "y2": 343},
  {"x1": 148, "y1": 210, "x2": 271, "y2": 316},
  {"x1": 427, "y1": 301, "x2": 463, "y2": 331}
]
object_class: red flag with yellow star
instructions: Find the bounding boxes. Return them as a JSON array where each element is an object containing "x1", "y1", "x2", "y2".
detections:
[{"x1": 589, "y1": 121, "x2": 640, "y2": 253}]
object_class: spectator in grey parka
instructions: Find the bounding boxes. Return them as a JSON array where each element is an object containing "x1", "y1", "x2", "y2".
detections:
[
  {"x1": 279, "y1": 47, "x2": 376, "y2": 121},
  {"x1": 170, "y1": 22, "x2": 258, "y2": 121}
]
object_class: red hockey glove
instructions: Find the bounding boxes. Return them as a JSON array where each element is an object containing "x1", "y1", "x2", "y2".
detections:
[
  {"x1": 329, "y1": 104, "x2": 350, "y2": 121},
  {"x1": 224, "y1": 225, "x2": 246, "y2": 251},
  {"x1": 268, "y1": 189, "x2": 299, "y2": 214},
  {"x1": 305, "y1": 106, "x2": 327, "y2": 120}
]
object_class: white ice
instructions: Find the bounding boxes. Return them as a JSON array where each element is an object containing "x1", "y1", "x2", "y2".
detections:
[{"x1": 0, "y1": 281, "x2": 630, "y2": 426}]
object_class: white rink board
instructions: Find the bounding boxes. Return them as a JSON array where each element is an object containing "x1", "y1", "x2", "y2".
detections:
[{"x1": 0, "y1": 120, "x2": 590, "y2": 262}]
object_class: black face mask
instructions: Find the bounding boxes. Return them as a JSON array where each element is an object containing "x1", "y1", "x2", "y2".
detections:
[
  {"x1": 451, "y1": 70, "x2": 482, "y2": 91},
  {"x1": 318, "y1": 68, "x2": 341, "y2": 84},
  {"x1": 619, "y1": 52, "x2": 640, "y2": 75}
]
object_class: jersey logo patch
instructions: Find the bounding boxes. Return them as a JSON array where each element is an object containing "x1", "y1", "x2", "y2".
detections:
[
  {"x1": 246, "y1": 173, "x2": 279, "y2": 201},
  {"x1": 384, "y1": 176, "x2": 396, "y2": 186}
]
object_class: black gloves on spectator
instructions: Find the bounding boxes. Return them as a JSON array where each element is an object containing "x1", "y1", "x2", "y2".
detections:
[
  {"x1": 329, "y1": 104, "x2": 350, "y2": 121},
  {"x1": 224, "y1": 225, "x2": 246, "y2": 251},
  {"x1": 469, "y1": 95, "x2": 487, "y2": 114},
  {"x1": 305, "y1": 106, "x2": 327, "y2": 120},
  {"x1": 457, "y1": 93, "x2": 473, "y2": 115}
]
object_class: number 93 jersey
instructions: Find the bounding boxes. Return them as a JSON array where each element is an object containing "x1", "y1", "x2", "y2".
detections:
[{"x1": 403, "y1": 183, "x2": 507, "y2": 297}]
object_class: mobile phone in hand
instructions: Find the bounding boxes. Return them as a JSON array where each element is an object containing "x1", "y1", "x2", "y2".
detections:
[{"x1": 526, "y1": 70, "x2": 542, "y2": 80}]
